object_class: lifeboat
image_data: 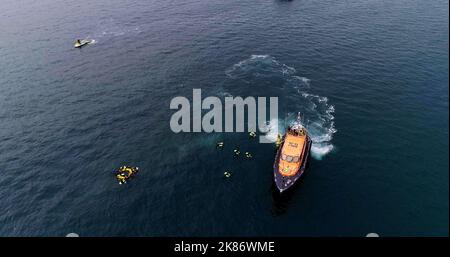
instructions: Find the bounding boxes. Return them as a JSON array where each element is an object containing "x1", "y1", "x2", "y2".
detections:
[{"x1": 273, "y1": 123, "x2": 312, "y2": 193}]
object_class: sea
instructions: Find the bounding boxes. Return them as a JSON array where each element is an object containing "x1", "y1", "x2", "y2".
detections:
[{"x1": 0, "y1": 0, "x2": 448, "y2": 236}]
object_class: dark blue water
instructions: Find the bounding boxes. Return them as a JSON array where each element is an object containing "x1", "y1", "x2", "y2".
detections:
[{"x1": 0, "y1": 0, "x2": 448, "y2": 236}]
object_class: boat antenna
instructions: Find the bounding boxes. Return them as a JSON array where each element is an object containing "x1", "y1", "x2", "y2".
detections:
[
  {"x1": 297, "y1": 112, "x2": 302, "y2": 124},
  {"x1": 284, "y1": 112, "x2": 288, "y2": 130}
]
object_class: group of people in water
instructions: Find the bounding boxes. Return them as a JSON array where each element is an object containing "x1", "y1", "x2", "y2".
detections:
[
  {"x1": 115, "y1": 166, "x2": 139, "y2": 185},
  {"x1": 114, "y1": 131, "x2": 284, "y2": 184},
  {"x1": 114, "y1": 132, "x2": 284, "y2": 183},
  {"x1": 223, "y1": 171, "x2": 232, "y2": 178},
  {"x1": 217, "y1": 131, "x2": 270, "y2": 178},
  {"x1": 231, "y1": 147, "x2": 253, "y2": 158}
]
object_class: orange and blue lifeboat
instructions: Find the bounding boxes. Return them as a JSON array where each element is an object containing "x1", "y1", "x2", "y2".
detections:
[{"x1": 273, "y1": 125, "x2": 312, "y2": 193}]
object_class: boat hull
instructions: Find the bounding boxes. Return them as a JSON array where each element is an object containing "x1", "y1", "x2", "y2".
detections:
[{"x1": 273, "y1": 135, "x2": 312, "y2": 193}]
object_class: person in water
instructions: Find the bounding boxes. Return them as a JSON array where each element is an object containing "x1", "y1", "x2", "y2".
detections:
[
  {"x1": 249, "y1": 131, "x2": 257, "y2": 138},
  {"x1": 224, "y1": 171, "x2": 232, "y2": 178},
  {"x1": 216, "y1": 142, "x2": 224, "y2": 148},
  {"x1": 245, "y1": 152, "x2": 252, "y2": 158},
  {"x1": 233, "y1": 148, "x2": 240, "y2": 157},
  {"x1": 275, "y1": 134, "x2": 283, "y2": 148},
  {"x1": 116, "y1": 174, "x2": 127, "y2": 184}
]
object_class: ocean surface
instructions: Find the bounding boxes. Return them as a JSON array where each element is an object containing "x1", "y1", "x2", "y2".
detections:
[{"x1": 0, "y1": 0, "x2": 448, "y2": 236}]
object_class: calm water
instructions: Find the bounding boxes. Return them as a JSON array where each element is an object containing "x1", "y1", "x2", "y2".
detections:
[{"x1": 0, "y1": 0, "x2": 448, "y2": 236}]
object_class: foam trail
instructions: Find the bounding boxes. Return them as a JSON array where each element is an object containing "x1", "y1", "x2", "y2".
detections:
[
  {"x1": 225, "y1": 55, "x2": 296, "y2": 78},
  {"x1": 299, "y1": 93, "x2": 337, "y2": 160},
  {"x1": 311, "y1": 144, "x2": 334, "y2": 160},
  {"x1": 224, "y1": 54, "x2": 337, "y2": 159},
  {"x1": 93, "y1": 18, "x2": 142, "y2": 39},
  {"x1": 262, "y1": 118, "x2": 283, "y2": 143}
]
